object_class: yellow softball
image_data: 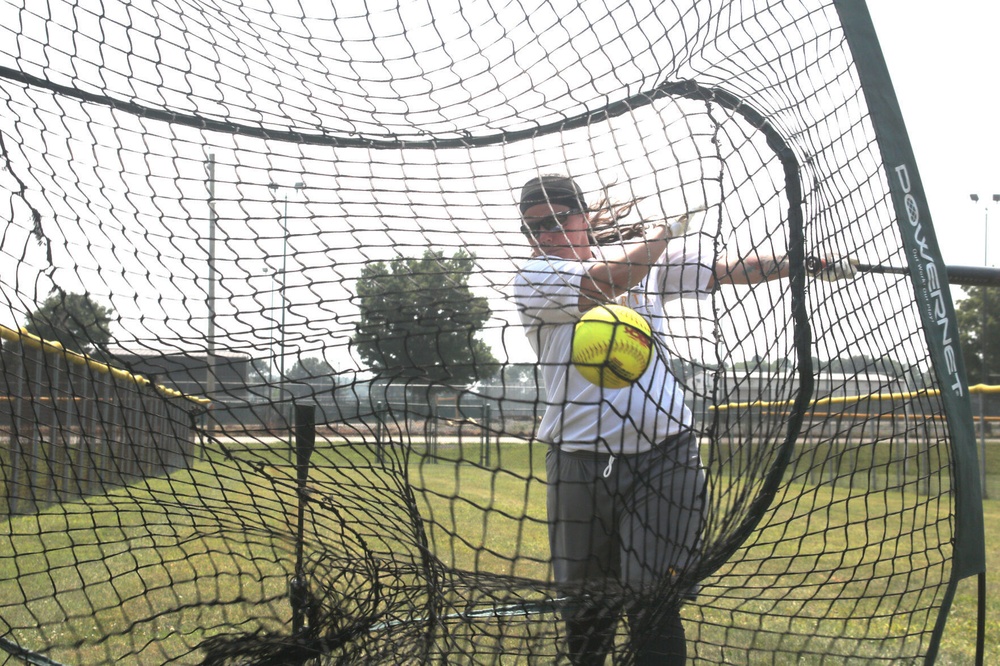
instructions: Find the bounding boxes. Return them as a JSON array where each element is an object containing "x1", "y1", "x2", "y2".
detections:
[{"x1": 571, "y1": 304, "x2": 653, "y2": 389}]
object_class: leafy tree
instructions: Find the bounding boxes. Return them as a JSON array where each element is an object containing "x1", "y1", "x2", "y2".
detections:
[
  {"x1": 502, "y1": 362, "x2": 539, "y2": 387},
  {"x1": 247, "y1": 358, "x2": 273, "y2": 384},
  {"x1": 288, "y1": 356, "x2": 336, "y2": 381},
  {"x1": 955, "y1": 287, "x2": 1000, "y2": 383},
  {"x1": 353, "y1": 249, "x2": 498, "y2": 386},
  {"x1": 825, "y1": 354, "x2": 907, "y2": 379},
  {"x1": 23, "y1": 291, "x2": 114, "y2": 354}
]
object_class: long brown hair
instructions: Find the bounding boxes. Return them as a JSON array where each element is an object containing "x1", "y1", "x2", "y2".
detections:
[{"x1": 586, "y1": 183, "x2": 649, "y2": 242}]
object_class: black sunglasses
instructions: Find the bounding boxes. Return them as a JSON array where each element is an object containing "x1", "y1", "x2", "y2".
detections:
[{"x1": 520, "y1": 210, "x2": 580, "y2": 235}]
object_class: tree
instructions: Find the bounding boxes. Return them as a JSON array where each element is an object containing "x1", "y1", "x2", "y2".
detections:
[
  {"x1": 23, "y1": 291, "x2": 114, "y2": 354},
  {"x1": 955, "y1": 286, "x2": 1000, "y2": 383},
  {"x1": 246, "y1": 357, "x2": 273, "y2": 384},
  {"x1": 502, "y1": 362, "x2": 539, "y2": 387},
  {"x1": 825, "y1": 354, "x2": 907, "y2": 379},
  {"x1": 288, "y1": 356, "x2": 336, "y2": 381},
  {"x1": 352, "y1": 249, "x2": 498, "y2": 386}
]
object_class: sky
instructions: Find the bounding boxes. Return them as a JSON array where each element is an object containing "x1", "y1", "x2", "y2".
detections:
[
  {"x1": 867, "y1": 2, "x2": 1000, "y2": 275},
  {"x1": 2, "y1": 0, "x2": 997, "y2": 370}
]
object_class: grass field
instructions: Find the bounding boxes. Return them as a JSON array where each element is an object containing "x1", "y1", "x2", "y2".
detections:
[{"x1": 0, "y1": 437, "x2": 996, "y2": 665}]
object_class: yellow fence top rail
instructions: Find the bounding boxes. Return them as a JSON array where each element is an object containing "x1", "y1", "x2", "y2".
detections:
[
  {"x1": 0, "y1": 324, "x2": 211, "y2": 407},
  {"x1": 711, "y1": 383, "x2": 1000, "y2": 413}
]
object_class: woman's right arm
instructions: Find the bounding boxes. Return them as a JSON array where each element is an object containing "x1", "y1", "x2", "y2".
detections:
[{"x1": 578, "y1": 224, "x2": 669, "y2": 310}]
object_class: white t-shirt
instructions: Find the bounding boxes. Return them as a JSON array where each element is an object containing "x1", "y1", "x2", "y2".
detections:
[{"x1": 513, "y1": 238, "x2": 714, "y2": 455}]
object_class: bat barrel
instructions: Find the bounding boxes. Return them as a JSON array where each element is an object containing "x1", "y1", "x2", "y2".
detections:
[{"x1": 855, "y1": 263, "x2": 1000, "y2": 287}]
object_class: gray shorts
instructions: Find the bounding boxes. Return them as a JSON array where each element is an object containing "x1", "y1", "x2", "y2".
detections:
[{"x1": 546, "y1": 432, "x2": 706, "y2": 596}]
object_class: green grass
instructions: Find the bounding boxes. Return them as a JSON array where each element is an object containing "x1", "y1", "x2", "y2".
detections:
[
  {"x1": 686, "y1": 480, "x2": 996, "y2": 665},
  {"x1": 937, "y1": 499, "x2": 998, "y2": 666},
  {"x1": 0, "y1": 438, "x2": 996, "y2": 664}
]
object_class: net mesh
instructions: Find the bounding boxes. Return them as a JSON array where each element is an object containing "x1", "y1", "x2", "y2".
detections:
[{"x1": 0, "y1": 0, "x2": 977, "y2": 664}]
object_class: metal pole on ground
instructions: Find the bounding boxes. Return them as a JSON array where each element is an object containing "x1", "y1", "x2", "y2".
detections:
[
  {"x1": 290, "y1": 403, "x2": 316, "y2": 633},
  {"x1": 480, "y1": 403, "x2": 492, "y2": 467}
]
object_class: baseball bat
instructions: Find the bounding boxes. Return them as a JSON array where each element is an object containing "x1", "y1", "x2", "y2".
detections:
[
  {"x1": 806, "y1": 256, "x2": 1000, "y2": 287},
  {"x1": 855, "y1": 263, "x2": 1000, "y2": 287}
]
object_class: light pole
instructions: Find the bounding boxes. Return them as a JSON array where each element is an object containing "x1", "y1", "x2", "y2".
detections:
[
  {"x1": 268, "y1": 180, "x2": 305, "y2": 403},
  {"x1": 970, "y1": 193, "x2": 1000, "y2": 499}
]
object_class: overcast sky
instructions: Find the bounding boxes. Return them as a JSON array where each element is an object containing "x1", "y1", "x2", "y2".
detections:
[
  {"x1": 868, "y1": 2, "x2": 1000, "y2": 274},
  {"x1": 2, "y1": 0, "x2": 993, "y2": 368}
]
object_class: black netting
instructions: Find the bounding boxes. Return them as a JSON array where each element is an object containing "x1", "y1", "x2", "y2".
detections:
[{"x1": 0, "y1": 1, "x2": 981, "y2": 664}]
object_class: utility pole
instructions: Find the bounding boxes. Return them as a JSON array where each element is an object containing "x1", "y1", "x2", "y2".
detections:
[
  {"x1": 268, "y1": 180, "x2": 305, "y2": 403},
  {"x1": 206, "y1": 154, "x2": 217, "y2": 401},
  {"x1": 970, "y1": 192, "x2": 1000, "y2": 499}
]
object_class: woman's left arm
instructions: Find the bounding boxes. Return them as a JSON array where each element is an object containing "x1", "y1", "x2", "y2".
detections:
[
  {"x1": 712, "y1": 253, "x2": 859, "y2": 287},
  {"x1": 713, "y1": 254, "x2": 790, "y2": 286}
]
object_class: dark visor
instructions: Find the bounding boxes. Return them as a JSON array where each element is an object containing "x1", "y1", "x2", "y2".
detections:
[{"x1": 520, "y1": 210, "x2": 577, "y2": 235}]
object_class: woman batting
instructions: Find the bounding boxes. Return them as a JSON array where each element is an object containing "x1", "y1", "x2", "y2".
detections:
[{"x1": 512, "y1": 174, "x2": 856, "y2": 665}]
